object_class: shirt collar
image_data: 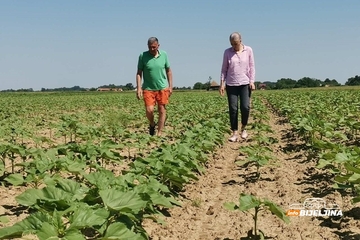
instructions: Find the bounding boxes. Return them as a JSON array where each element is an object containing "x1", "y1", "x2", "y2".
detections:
[
  {"x1": 231, "y1": 44, "x2": 246, "y2": 52},
  {"x1": 148, "y1": 50, "x2": 161, "y2": 57}
]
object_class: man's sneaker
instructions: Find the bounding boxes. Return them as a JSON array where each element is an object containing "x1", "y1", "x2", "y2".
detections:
[
  {"x1": 241, "y1": 130, "x2": 248, "y2": 139},
  {"x1": 149, "y1": 124, "x2": 156, "y2": 136},
  {"x1": 228, "y1": 134, "x2": 239, "y2": 142}
]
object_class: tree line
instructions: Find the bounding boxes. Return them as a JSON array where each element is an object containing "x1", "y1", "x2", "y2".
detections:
[
  {"x1": 193, "y1": 75, "x2": 360, "y2": 90},
  {"x1": 1, "y1": 75, "x2": 360, "y2": 92}
]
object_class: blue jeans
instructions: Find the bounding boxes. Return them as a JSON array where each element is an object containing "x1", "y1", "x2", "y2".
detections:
[{"x1": 226, "y1": 84, "x2": 251, "y2": 131}]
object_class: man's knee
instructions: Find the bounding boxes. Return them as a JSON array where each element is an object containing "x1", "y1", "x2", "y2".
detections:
[
  {"x1": 146, "y1": 106, "x2": 155, "y2": 114},
  {"x1": 157, "y1": 104, "x2": 166, "y2": 114}
]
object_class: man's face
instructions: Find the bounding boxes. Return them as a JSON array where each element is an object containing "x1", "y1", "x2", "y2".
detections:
[{"x1": 148, "y1": 42, "x2": 159, "y2": 55}]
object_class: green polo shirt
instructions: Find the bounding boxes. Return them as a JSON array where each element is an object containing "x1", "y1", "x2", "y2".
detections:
[{"x1": 137, "y1": 50, "x2": 170, "y2": 90}]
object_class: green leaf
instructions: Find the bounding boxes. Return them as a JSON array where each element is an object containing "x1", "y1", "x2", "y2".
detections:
[
  {"x1": 335, "y1": 152, "x2": 348, "y2": 163},
  {"x1": 263, "y1": 200, "x2": 290, "y2": 224},
  {"x1": 0, "y1": 225, "x2": 26, "y2": 239},
  {"x1": 333, "y1": 183, "x2": 353, "y2": 189},
  {"x1": 316, "y1": 159, "x2": 331, "y2": 168},
  {"x1": 37, "y1": 222, "x2": 58, "y2": 240},
  {"x1": 344, "y1": 163, "x2": 360, "y2": 174},
  {"x1": 63, "y1": 229, "x2": 86, "y2": 240},
  {"x1": 0, "y1": 216, "x2": 9, "y2": 223},
  {"x1": 235, "y1": 160, "x2": 250, "y2": 166},
  {"x1": 102, "y1": 222, "x2": 145, "y2": 240},
  {"x1": 52, "y1": 210, "x2": 64, "y2": 237},
  {"x1": 148, "y1": 191, "x2": 175, "y2": 208},
  {"x1": 239, "y1": 194, "x2": 261, "y2": 211},
  {"x1": 223, "y1": 202, "x2": 238, "y2": 211},
  {"x1": 334, "y1": 174, "x2": 352, "y2": 183},
  {"x1": 352, "y1": 196, "x2": 360, "y2": 203},
  {"x1": 70, "y1": 205, "x2": 109, "y2": 229},
  {"x1": 66, "y1": 161, "x2": 86, "y2": 175},
  {"x1": 348, "y1": 173, "x2": 360, "y2": 184},
  {"x1": 16, "y1": 186, "x2": 72, "y2": 210},
  {"x1": 0, "y1": 212, "x2": 51, "y2": 239},
  {"x1": 84, "y1": 170, "x2": 114, "y2": 190},
  {"x1": 55, "y1": 178, "x2": 89, "y2": 201},
  {"x1": 99, "y1": 189, "x2": 147, "y2": 214},
  {"x1": 4, "y1": 173, "x2": 24, "y2": 186},
  {"x1": 16, "y1": 189, "x2": 44, "y2": 206},
  {"x1": 304, "y1": 125, "x2": 313, "y2": 131},
  {"x1": 0, "y1": 160, "x2": 5, "y2": 177}
]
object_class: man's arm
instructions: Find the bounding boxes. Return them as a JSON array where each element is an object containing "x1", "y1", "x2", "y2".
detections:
[
  {"x1": 166, "y1": 67, "x2": 173, "y2": 95},
  {"x1": 136, "y1": 69, "x2": 143, "y2": 100}
]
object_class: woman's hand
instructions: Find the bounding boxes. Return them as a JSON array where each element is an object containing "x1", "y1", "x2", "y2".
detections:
[
  {"x1": 219, "y1": 85, "x2": 225, "y2": 96},
  {"x1": 250, "y1": 82, "x2": 256, "y2": 90}
]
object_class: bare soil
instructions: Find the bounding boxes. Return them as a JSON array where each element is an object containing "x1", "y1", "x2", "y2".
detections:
[
  {"x1": 1, "y1": 108, "x2": 360, "y2": 240},
  {"x1": 143, "y1": 110, "x2": 360, "y2": 240}
]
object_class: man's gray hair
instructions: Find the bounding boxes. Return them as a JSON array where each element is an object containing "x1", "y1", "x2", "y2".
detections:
[
  {"x1": 229, "y1": 32, "x2": 241, "y2": 42},
  {"x1": 148, "y1": 37, "x2": 159, "y2": 45}
]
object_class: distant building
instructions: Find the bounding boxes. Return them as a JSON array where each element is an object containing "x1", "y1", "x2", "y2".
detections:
[
  {"x1": 97, "y1": 88, "x2": 123, "y2": 92},
  {"x1": 208, "y1": 81, "x2": 220, "y2": 91},
  {"x1": 258, "y1": 83, "x2": 266, "y2": 90}
]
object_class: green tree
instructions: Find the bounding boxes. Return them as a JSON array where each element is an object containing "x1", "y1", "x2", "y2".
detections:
[
  {"x1": 345, "y1": 75, "x2": 360, "y2": 86},
  {"x1": 124, "y1": 83, "x2": 134, "y2": 90},
  {"x1": 324, "y1": 78, "x2": 340, "y2": 86},
  {"x1": 295, "y1": 77, "x2": 322, "y2": 88},
  {"x1": 193, "y1": 82, "x2": 204, "y2": 90},
  {"x1": 275, "y1": 78, "x2": 296, "y2": 89}
]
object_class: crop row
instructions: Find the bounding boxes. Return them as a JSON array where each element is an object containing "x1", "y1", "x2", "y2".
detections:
[
  {"x1": 262, "y1": 89, "x2": 360, "y2": 203},
  {"x1": 0, "y1": 91, "x2": 230, "y2": 239}
]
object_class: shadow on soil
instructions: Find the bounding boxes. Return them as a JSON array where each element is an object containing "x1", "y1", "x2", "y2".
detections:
[
  {"x1": 222, "y1": 170, "x2": 274, "y2": 186},
  {"x1": 317, "y1": 207, "x2": 360, "y2": 240},
  {"x1": 2, "y1": 204, "x2": 30, "y2": 216},
  {"x1": 294, "y1": 166, "x2": 354, "y2": 198},
  {"x1": 294, "y1": 166, "x2": 335, "y2": 197},
  {"x1": 214, "y1": 229, "x2": 274, "y2": 240}
]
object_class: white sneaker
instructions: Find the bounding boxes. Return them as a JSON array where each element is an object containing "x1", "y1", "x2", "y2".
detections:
[
  {"x1": 241, "y1": 130, "x2": 248, "y2": 139},
  {"x1": 228, "y1": 134, "x2": 239, "y2": 142}
]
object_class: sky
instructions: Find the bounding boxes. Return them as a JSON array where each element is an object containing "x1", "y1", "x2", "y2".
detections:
[{"x1": 1, "y1": 0, "x2": 359, "y2": 91}]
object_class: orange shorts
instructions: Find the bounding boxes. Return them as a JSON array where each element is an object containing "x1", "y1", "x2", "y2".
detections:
[{"x1": 143, "y1": 88, "x2": 170, "y2": 106}]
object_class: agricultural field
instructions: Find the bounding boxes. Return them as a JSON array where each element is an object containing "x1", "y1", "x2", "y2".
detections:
[{"x1": 0, "y1": 89, "x2": 359, "y2": 240}]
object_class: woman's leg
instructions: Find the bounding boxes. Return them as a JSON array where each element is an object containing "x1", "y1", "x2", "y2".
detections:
[
  {"x1": 226, "y1": 85, "x2": 240, "y2": 140},
  {"x1": 239, "y1": 84, "x2": 251, "y2": 138}
]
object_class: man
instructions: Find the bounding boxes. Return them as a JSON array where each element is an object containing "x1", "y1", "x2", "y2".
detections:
[{"x1": 136, "y1": 37, "x2": 173, "y2": 136}]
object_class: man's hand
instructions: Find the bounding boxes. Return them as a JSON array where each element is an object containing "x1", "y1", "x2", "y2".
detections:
[
  {"x1": 250, "y1": 82, "x2": 256, "y2": 91},
  {"x1": 136, "y1": 89, "x2": 143, "y2": 100},
  {"x1": 168, "y1": 87, "x2": 173, "y2": 96}
]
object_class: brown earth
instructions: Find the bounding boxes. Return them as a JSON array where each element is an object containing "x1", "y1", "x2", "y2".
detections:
[
  {"x1": 143, "y1": 109, "x2": 360, "y2": 240},
  {"x1": 1, "y1": 107, "x2": 360, "y2": 240}
]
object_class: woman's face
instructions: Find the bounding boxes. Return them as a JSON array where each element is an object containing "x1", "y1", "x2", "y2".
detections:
[{"x1": 230, "y1": 39, "x2": 241, "y2": 51}]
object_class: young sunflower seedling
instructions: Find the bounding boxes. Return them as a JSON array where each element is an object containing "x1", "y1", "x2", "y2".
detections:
[{"x1": 224, "y1": 193, "x2": 290, "y2": 239}]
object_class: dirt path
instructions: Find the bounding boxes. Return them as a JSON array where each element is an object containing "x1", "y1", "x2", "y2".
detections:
[{"x1": 143, "y1": 105, "x2": 360, "y2": 240}]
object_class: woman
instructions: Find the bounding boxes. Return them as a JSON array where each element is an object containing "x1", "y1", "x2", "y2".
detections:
[{"x1": 219, "y1": 32, "x2": 256, "y2": 142}]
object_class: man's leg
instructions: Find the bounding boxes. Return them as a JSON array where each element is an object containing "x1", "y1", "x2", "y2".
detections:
[
  {"x1": 146, "y1": 105, "x2": 155, "y2": 126},
  {"x1": 143, "y1": 90, "x2": 156, "y2": 135},
  {"x1": 156, "y1": 88, "x2": 170, "y2": 136},
  {"x1": 157, "y1": 104, "x2": 166, "y2": 136}
]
